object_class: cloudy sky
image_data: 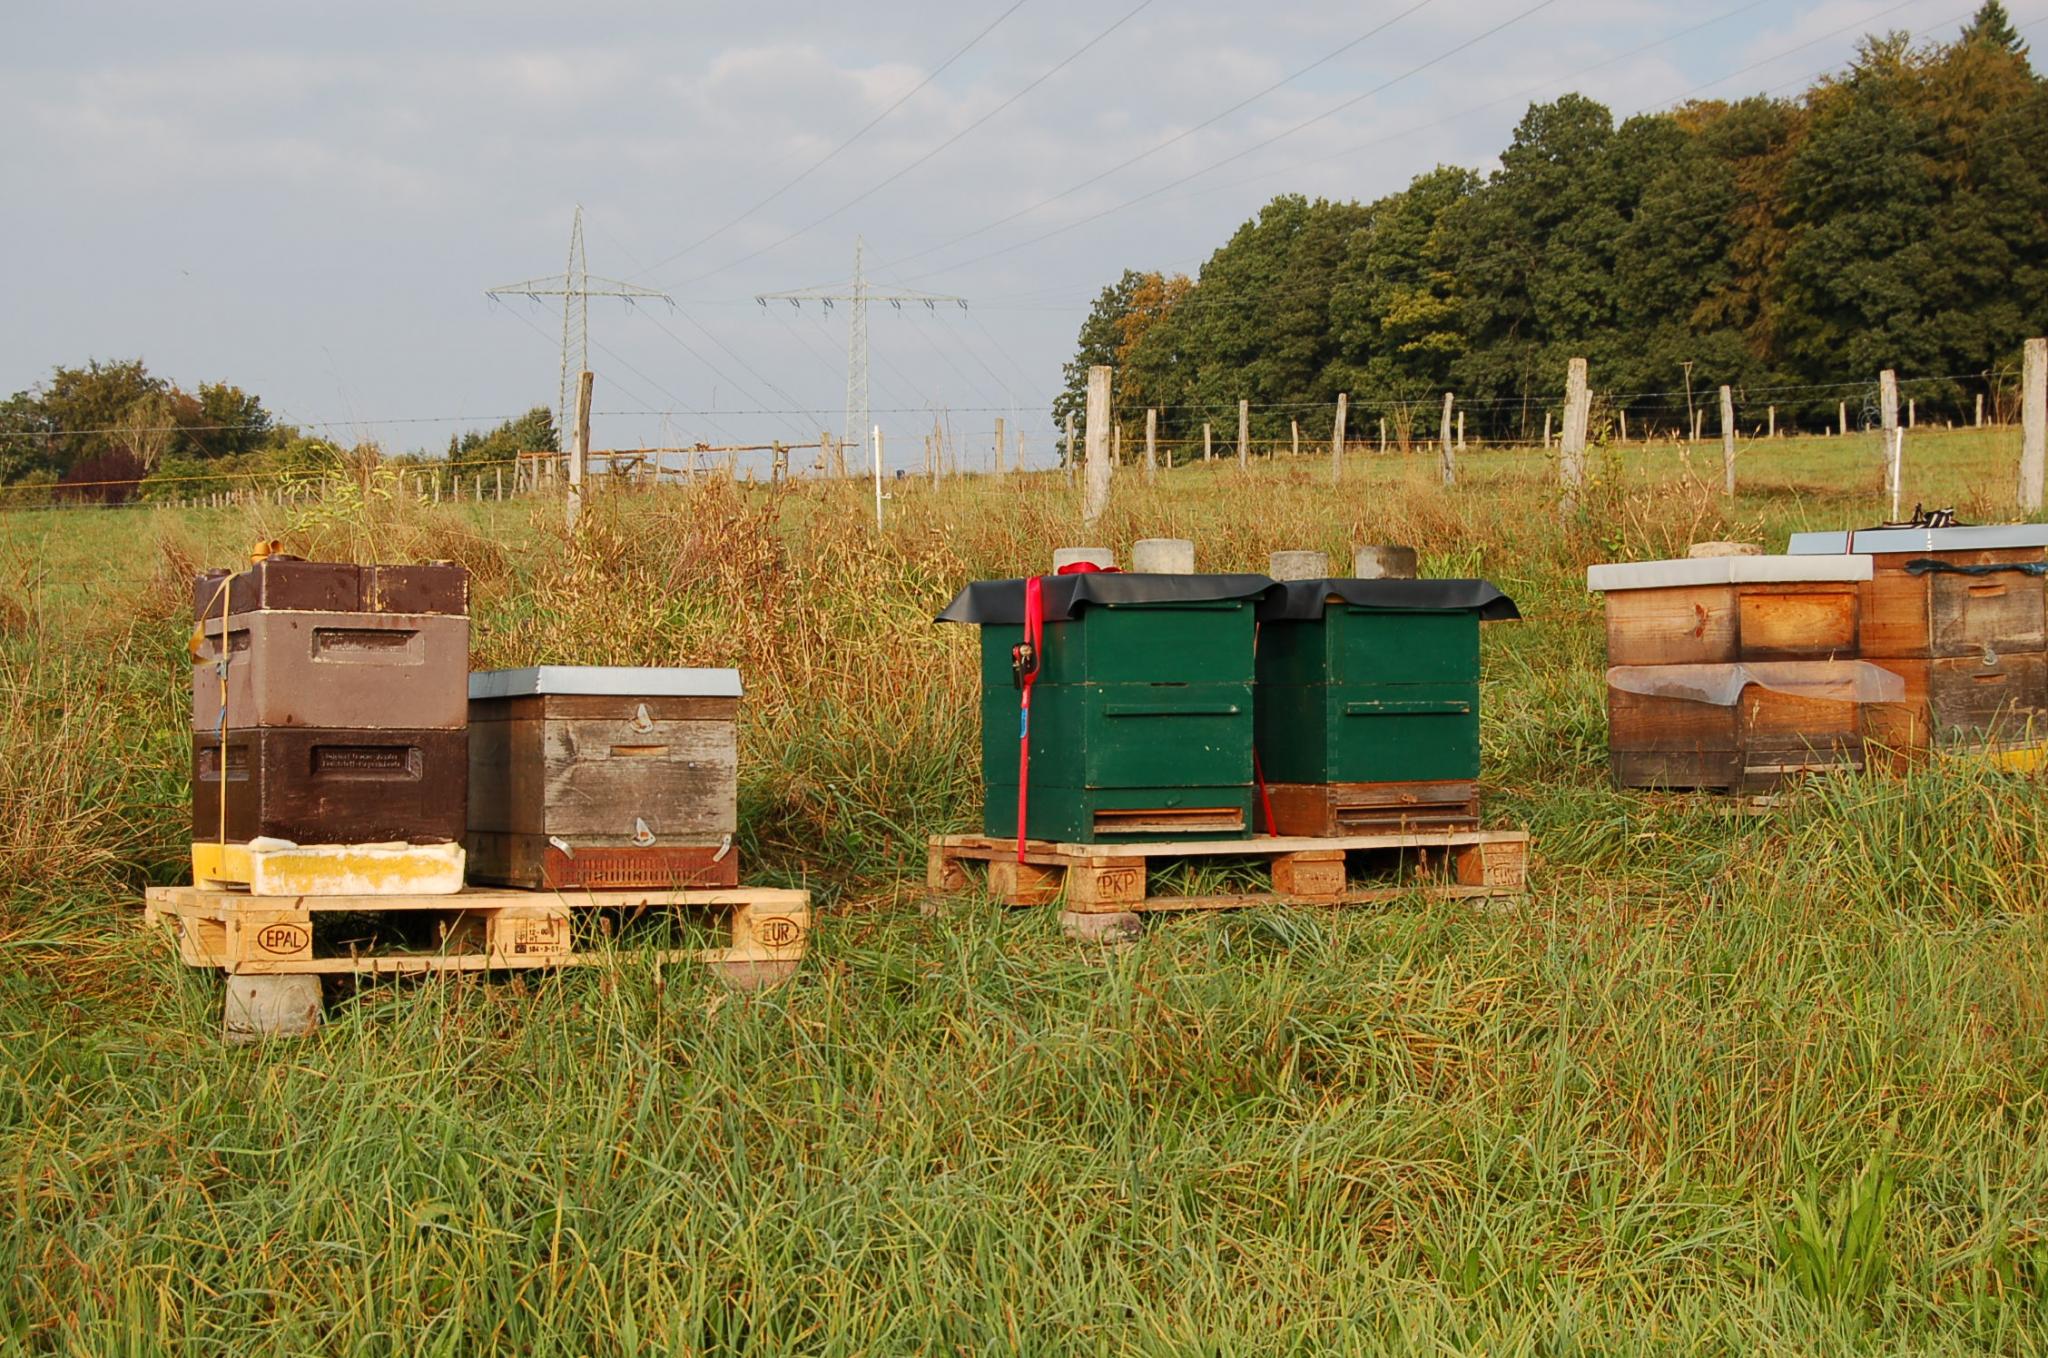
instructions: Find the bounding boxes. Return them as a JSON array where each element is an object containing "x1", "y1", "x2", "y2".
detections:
[{"x1": 1, "y1": 0, "x2": 2008, "y2": 471}]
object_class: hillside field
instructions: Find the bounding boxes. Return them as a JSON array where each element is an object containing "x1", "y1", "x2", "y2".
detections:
[{"x1": 4, "y1": 427, "x2": 2047, "y2": 1354}]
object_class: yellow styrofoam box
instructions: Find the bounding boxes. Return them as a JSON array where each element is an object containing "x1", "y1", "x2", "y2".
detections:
[{"x1": 192, "y1": 840, "x2": 465, "y2": 896}]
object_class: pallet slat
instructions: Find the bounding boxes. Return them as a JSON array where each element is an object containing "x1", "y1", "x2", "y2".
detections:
[
  {"x1": 929, "y1": 827, "x2": 1528, "y2": 913},
  {"x1": 142, "y1": 883, "x2": 808, "y2": 980}
]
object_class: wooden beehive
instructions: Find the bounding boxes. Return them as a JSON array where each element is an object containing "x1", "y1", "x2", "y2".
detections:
[
  {"x1": 467, "y1": 667, "x2": 743, "y2": 889},
  {"x1": 1589, "y1": 556, "x2": 1876, "y2": 793},
  {"x1": 1789, "y1": 526, "x2": 2048, "y2": 763},
  {"x1": 190, "y1": 558, "x2": 470, "y2": 852},
  {"x1": 947, "y1": 575, "x2": 1273, "y2": 843},
  {"x1": 1253, "y1": 578, "x2": 1519, "y2": 834}
]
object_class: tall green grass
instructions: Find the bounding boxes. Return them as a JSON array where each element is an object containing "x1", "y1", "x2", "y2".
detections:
[{"x1": 2, "y1": 432, "x2": 2046, "y2": 1353}]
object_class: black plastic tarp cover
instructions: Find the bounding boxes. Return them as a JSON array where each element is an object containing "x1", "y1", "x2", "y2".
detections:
[
  {"x1": 1258, "y1": 578, "x2": 1519, "y2": 622},
  {"x1": 936, "y1": 574, "x2": 1520, "y2": 624},
  {"x1": 936, "y1": 573, "x2": 1273, "y2": 625}
]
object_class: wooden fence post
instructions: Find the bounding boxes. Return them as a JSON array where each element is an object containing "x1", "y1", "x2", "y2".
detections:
[
  {"x1": 1619, "y1": 409, "x2": 1628, "y2": 444},
  {"x1": 1291, "y1": 419, "x2": 1300, "y2": 459},
  {"x1": 1839, "y1": 401, "x2": 1848, "y2": 438},
  {"x1": 871, "y1": 426, "x2": 884, "y2": 530},
  {"x1": 993, "y1": 417, "x2": 1005, "y2": 475},
  {"x1": 1145, "y1": 408, "x2": 1158, "y2": 481},
  {"x1": 1377, "y1": 416, "x2": 1386, "y2": 455},
  {"x1": 1439, "y1": 392, "x2": 1455, "y2": 486},
  {"x1": 1560, "y1": 358, "x2": 1588, "y2": 513},
  {"x1": 1332, "y1": 393, "x2": 1348, "y2": 484},
  {"x1": 1237, "y1": 399, "x2": 1249, "y2": 469},
  {"x1": 1543, "y1": 410, "x2": 1552, "y2": 450},
  {"x1": 1203, "y1": 422, "x2": 1213, "y2": 463},
  {"x1": 1880, "y1": 370, "x2": 1901, "y2": 520},
  {"x1": 1064, "y1": 413, "x2": 1076, "y2": 481},
  {"x1": 2021, "y1": 338, "x2": 2046, "y2": 510},
  {"x1": 1083, "y1": 365, "x2": 1112, "y2": 527},
  {"x1": 567, "y1": 370, "x2": 592, "y2": 531},
  {"x1": 1976, "y1": 393, "x2": 1985, "y2": 429},
  {"x1": 1455, "y1": 409, "x2": 1465, "y2": 452},
  {"x1": 1908, "y1": 397, "x2": 1916, "y2": 429},
  {"x1": 1719, "y1": 384, "x2": 1736, "y2": 497}
]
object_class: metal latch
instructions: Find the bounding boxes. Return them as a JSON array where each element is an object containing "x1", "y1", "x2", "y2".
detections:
[{"x1": 1010, "y1": 640, "x2": 1039, "y2": 689}]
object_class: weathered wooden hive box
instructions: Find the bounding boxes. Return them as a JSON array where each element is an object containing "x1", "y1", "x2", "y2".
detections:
[
  {"x1": 1788, "y1": 525, "x2": 2048, "y2": 762},
  {"x1": 1589, "y1": 555, "x2": 1886, "y2": 792},
  {"x1": 940, "y1": 574, "x2": 1272, "y2": 843},
  {"x1": 467, "y1": 666, "x2": 743, "y2": 888},
  {"x1": 1254, "y1": 578, "x2": 1519, "y2": 834},
  {"x1": 190, "y1": 558, "x2": 469, "y2": 856}
]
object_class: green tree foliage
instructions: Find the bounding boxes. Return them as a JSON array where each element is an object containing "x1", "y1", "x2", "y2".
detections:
[
  {"x1": 1962, "y1": 1, "x2": 2027, "y2": 56},
  {"x1": 0, "y1": 359, "x2": 283, "y2": 492},
  {"x1": 1061, "y1": 26, "x2": 2045, "y2": 439},
  {"x1": 447, "y1": 406, "x2": 558, "y2": 467}
]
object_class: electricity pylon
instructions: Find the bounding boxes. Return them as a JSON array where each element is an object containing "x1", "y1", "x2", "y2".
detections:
[
  {"x1": 487, "y1": 206, "x2": 673, "y2": 442},
  {"x1": 757, "y1": 236, "x2": 966, "y2": 450}
]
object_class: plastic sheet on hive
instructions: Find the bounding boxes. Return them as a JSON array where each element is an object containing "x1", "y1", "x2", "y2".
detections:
[
  {"x1": 1605, "y1": 661, "x2": 1906, "y2": 707},
  {"x1": 936, "y1": 573, "x2": 1275, "y2": 625},
  {"x1": 1258, "y1": 578, "x2": 1519, "y2": 621}
]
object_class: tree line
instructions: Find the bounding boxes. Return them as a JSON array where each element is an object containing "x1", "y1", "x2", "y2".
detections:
[
  {"x1": 1055, "y1": 6, "x2": 2047, "y2": 452},
  {"x1": 0, "y1": 358, "x2": 557, "y2": 505}
]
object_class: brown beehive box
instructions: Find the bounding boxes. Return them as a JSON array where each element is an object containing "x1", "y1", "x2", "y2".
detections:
[
  {"x1": 192, "y1": 728, "x2": 469, "y2": 844},
  {"x1": 193, "y1": 559, "x2": 467, "y2": 620},
  {"x1": 1591, "y1": 556, "x2": 1878, "y2": 792},
  {"x1": 466, "y1": 667, "x2": 742, "y2": 889},
  {"x1": 1789, "y1": 526, "x2": 2048, "y2": 759},
  {"x1": 192, "y1": 611, "x2": 469, "y2": 732},
  {"x1": 189, "y1": 557, "x2": 471, "y2": 852}
]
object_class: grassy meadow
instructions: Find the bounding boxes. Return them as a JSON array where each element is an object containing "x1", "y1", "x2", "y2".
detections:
[{"x1": 4, "y1": 427, "x2": 2048, "y2": 1354}]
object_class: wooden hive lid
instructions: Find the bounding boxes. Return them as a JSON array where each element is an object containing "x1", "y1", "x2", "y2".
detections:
[
  {"x1": 1587, "y1": 556, "x2": 1872, "y2": 593},
  {"x1": 469, "y1": 666, "x2": 743, "y2": 700},
  {"x1": 1787, "y1": 524, "x2": 2048, "y2": 555}
]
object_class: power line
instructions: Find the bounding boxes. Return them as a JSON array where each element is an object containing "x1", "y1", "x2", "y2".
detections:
[
  {"x1": 894, "y1": 0, "x2": 1567, "y2": 285},
  {"x1": 865, "y1": 0, "x2": 1442, "y2": 284},
  {"x1": 663, "y1": 0, "x2": 1156, "y2": 292},
  {"x1": 485, "y1": 206, "x2": 674, "y2": 439},
  {"x1": 628, "y1": 1, "x2": 1029, "y2": 284},
  {"x1": 757, "y1": 236, "x2": 968, "y2": 446},
  {"x1": 983, "y1": 6, "x2": 2042, "y2": 334}
]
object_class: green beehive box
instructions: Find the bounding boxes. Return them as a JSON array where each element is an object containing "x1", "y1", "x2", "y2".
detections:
[
  {"x1": 941, "y1": 574, "x2": 1273, "y2": 843},
  {"x1": 1255, "y1": 579, "x2": 1518, "y2": 834}
]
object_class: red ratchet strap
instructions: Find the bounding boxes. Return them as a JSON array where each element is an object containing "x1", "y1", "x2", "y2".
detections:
[
  {"x1": 1016, "y1": 562, "x2": 1124, "y2": 861},
  {"x1": 1016, "y1": 576, "x2": 1045, "y2": 860}
]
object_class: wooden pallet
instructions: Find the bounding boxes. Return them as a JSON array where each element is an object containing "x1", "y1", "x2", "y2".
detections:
[
  {"x1": 142, "y1": 883, "x2": 810, "y2": 987},
  {"x1": 926, "y1": 827, "x2": 1528, "y2": 913}
]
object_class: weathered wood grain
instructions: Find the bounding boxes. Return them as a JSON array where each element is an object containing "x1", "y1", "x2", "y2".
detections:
[{"x1": 1603, "y1": 586, "x2": 1738, "y2": 665}]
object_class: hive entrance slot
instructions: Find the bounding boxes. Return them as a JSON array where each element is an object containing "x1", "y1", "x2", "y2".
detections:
[{"x1": 1091, "y1": 806, "x2": 1244, "y2": 835}]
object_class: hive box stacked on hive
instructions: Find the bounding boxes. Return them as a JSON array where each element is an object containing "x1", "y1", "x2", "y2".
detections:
[
  {"x1": 1254, "y1": 578, "x2": 1520, "y2": 834},
  {"x1": 940, "y1": 574, "x2": 1273, "y2": 843},
  {"x1": 1788, "y1": 525, "x2": 2048, "y2": 764},
  {"x1": 190, "y1": 558, "x2": 469, "y2": 890},
  {"x1": 466, "y1": 666, "x2": 743, "y2": 888},
  {"x1": 1588, "y1": 555, "x2": 1882, "y2": 793}
]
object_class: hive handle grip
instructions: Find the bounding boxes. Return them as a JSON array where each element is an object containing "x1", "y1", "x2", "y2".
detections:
[
  {"x1": 1343, "y1": 699, "x2": 1472, "y2": 716},
  {"x1": 1102, "y1": 702, "x2": 1243, "y2": 717}
]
